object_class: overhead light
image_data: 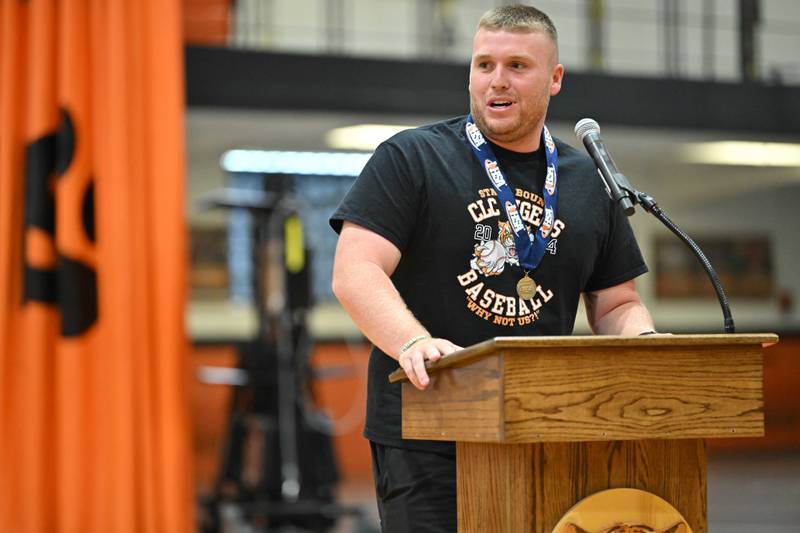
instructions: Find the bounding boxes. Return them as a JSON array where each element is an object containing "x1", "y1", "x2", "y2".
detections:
[
  {"x1": 682, "y1": 141, "x2": 800, "y2": 167},
  {"x1": 325, "y1": 124, "x2": 415, "y2": 150},
  {"x1": 220, "y1": 149, "x2": 372, "y2": 176}
]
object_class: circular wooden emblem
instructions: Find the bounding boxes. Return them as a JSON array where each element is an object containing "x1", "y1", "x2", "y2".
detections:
[{"x1": 551, "y1": 488, "x2": 692, "y2": 533}]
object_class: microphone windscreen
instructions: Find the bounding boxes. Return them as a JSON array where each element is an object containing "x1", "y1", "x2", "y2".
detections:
[{"x1": 574, "y1": 118, "x2": 601, "y2": 142}]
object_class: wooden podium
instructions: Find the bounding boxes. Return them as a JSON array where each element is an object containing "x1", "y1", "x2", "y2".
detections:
[{"x1": 389, "y1": 334, "x2": 778, "y2": 533}]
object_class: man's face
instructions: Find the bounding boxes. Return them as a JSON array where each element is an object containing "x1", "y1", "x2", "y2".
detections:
[{"x1": 469, "y1": 28, "x2": 564, "y2": 152}]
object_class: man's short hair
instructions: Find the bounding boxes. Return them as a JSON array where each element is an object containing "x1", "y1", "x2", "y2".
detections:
[{"x1": 478, "y1": 4, "x2": 558, "y2": 48}]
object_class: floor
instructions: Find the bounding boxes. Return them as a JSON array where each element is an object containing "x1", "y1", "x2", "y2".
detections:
[
  {"x1": 707, "y1": 450, "x2": 800, "y2": 532},
  {"x1": 330, "y1": 479, "x2": 379, "y2": 533},
  {"x1": 329, "y1": 450, "x2": 800, "y2": 532}
]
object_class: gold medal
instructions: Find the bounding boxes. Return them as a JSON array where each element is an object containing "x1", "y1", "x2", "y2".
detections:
[{"x1": 516, "y1": 272, "x2": 537, "y2": 300}]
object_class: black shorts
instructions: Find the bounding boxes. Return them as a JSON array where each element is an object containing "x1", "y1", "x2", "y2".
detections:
[{"x1": 369, "y1": 441, "x2": 457, "y2": 533}]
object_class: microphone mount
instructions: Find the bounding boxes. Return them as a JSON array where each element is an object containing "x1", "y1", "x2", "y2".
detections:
[{"x1": 574, "y1": 118, "x2": 735, "y2": 334}]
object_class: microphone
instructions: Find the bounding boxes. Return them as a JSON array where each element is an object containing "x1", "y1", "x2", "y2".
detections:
[{"x1": 574, "y1": 118, "x2": 635, "y2": 215}]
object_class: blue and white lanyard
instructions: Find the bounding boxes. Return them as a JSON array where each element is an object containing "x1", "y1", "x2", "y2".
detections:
[{"x1": 465, "y1": 115, "x2": 559, "y2": 272}]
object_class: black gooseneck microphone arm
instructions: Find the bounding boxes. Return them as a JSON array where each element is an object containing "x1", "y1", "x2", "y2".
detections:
[
  {"x1": 629, "y1": 191, "x2": 735, "y2": 334},
  {"x1": 574, "y1": 119, "x2": 735, "y2": 334}
]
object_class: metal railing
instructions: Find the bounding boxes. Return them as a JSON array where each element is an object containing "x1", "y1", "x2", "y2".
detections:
[{"x1": 201, "y1": 0, "x2": 800, "y2": 85}]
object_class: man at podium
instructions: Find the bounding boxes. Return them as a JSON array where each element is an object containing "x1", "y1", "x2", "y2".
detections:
[{"x1": 330, "y1": 4, "x2": 657, "y2": 532}]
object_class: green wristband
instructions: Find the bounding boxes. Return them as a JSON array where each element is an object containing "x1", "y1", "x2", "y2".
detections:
[{"x1": 400, "y1": 335, "x2": 431, "y2": 353}]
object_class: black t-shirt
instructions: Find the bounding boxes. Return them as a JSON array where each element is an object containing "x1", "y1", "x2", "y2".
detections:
[{"x1": 330, "y1": 116, "x2": 647, "y2": 453}]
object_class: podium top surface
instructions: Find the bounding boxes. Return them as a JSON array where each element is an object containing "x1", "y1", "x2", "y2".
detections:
[{"x1": 388, "y1": 333, "x2": 778, "y2": 383}]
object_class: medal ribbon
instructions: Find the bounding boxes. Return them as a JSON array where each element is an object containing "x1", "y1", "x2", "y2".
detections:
[{"x1": 465, "y1": 114, "x2": 559, "y2": 272}]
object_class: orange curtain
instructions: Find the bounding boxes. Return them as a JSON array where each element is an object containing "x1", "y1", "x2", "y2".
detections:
[{"x1": 0, "y1": 1, "x2": 193, "y2": 531}]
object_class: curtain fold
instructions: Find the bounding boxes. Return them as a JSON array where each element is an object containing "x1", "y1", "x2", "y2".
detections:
[{"x1": 0, "y1": 1, "x2": 193, "y2": 531}]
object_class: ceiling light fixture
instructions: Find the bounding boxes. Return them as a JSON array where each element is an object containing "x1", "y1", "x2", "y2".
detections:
[
  {"x1": 220, "y1": 149, "x2": 372, "y2": 176},
  {"x1": 325, "y1": 124, "x2": 415, "y2": 151},
  {"x1": 682, "y1": 141, "x2": 800, "y2": 167}
]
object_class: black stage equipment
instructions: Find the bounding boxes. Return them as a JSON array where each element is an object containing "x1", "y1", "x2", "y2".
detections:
[{"x1": 195, "y1": 174, "x2": 374, "y2": 532}]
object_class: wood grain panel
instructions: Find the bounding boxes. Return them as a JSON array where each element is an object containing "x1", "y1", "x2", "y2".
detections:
[
  {"x1": 402, "y1": 355, "x2": 503, "y2": 441},
  {"x1": 388, "y1": 334, "x2": 777, "y2": 383},
  {"x1": 457, "y1": 442, "x2": 534, "y2": 532},
  {"x1": 536, "y1": 439, "x2": 707, "y2": 533},
  {"x1": 711, "y1": 338, "x2": 800, "y2": 451},
  {"x1": 457, "y1": 439, "x2": 706, "y2": 533},
  {"x1": 503, "y1": 344, "x2": 763, "y2": 442}
]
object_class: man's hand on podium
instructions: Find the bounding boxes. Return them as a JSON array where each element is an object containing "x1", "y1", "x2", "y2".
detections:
[{"x1": 398, "y1": 337, "x2": 461, "y2": 390}]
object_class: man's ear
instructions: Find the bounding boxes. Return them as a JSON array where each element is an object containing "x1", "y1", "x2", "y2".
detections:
[{"x1": 550, "y1": 63, "x2": 564, "y2": 96}]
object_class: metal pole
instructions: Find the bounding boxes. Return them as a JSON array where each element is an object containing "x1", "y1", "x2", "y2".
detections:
[
  {"x1": 587, "y1": 0, "x2": 605, "y2": 72},
  {"x1": 739, "y1": 0, "x2": 761, "y2": 81},
  {"x1": 703, "y1": 0, "x2": 715, "y2": 79}
]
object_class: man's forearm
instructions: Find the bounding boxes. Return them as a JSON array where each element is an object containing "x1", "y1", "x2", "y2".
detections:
[{"x1": 332, "y1": 260, "x2": 428, "y2": 360}]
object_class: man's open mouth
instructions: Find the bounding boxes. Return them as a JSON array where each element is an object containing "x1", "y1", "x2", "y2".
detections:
[{"x1": 490, "y1": 101, "x2": 513, "y2": 108}]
